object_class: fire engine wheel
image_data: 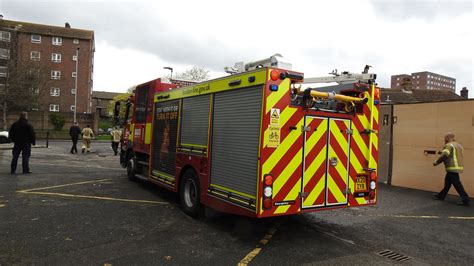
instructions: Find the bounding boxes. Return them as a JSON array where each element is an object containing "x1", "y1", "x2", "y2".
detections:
[
  {"x1": 180, "y1": 170, "x2": 201, "y2": 217},
  {"x1": 126, "y1": 157, "x2": 137, "y2": 181}
]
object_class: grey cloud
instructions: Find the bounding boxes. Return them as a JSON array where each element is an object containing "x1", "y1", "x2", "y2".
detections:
[
  {"x1": 1, "y1": 1, "x2": 247, "y2": 71},
  {"x1": 370, "y1": 0, "x2": 472, "y2": 21}
]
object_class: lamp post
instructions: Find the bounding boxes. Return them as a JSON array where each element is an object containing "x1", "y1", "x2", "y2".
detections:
[
  {"x1": 164, "y1": 66, "x2": 173, "y2": 79},
  {"x1": 73, "y1": 47, "x2": 79, "y2": 123}
]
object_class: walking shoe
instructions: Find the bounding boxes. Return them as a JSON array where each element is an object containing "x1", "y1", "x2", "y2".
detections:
[
  {"x1": 457, "y1": 201, "x2": 470, "y2": 206},
  {"x1": 23, "y1": 171, "x2": 32, "y2": 174},
  {"x1": 82, "y1": 148, "x2": 85, "y2": 153},
  {"x1": 432, "y1": 194, "x2": 443, "y2": 200}
]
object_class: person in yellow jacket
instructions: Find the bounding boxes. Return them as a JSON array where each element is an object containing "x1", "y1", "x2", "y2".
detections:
[
  {"x1": 110, "y1": 127, "x2": 122, "y2": 156},
  {"x1": 81, "y1": 125, "x2": 94, "y2": 153},
  {"x1": 433, "y1": 133, "x2": 470, "y2": 206}
]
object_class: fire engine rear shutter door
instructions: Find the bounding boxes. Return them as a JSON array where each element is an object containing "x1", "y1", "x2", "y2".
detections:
[
  {"x1": 210, "y1": 85, "x2": 263, "y2": 205},
  {"x1": 180, "y1": 95, "x2": 211, "y2": 152}
]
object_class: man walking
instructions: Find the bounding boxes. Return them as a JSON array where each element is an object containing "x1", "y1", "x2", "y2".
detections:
[
  {"x1": 69, "y1": 122, "x2": 81, "y2": 154},
  {"x1": 9, "y1": 111, "x2": 36, "y2": 174},
  {"x1": 81, "y1": 125, "x2": 94, "y2": 153},
  {"x1": 433, "y1": 133, "x2": 470, "y2": 206},
  {"x1": 110, "y1": 127, "x2": 122, "y2": 156}
]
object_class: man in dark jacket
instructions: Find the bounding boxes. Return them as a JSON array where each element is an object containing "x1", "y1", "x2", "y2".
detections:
[
  {"x1": 69, "y1": 122, "x2": 81, "y2": 154},
  {"x1": 9, "y1": 111, "x2": 36, "y2": 174}
]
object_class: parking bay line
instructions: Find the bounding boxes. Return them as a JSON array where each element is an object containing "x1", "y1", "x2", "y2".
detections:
[
  {"x1": 370, "y1": 214, "x2": 474, "y2": 220},
  {"x1": 17, "y1": 178, "x2": 169, "y2": 205},
  {"x1": 18, "y1": 191, "x2": 169, "y2": 205}
]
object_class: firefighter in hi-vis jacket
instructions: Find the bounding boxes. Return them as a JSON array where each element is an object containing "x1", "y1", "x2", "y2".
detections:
[
  {"x1": 81, "y1": 125, "x2": 94, "y2": 153},
  {"x1": 433, "y1": 133, "x2": 470, "y2": 206}
]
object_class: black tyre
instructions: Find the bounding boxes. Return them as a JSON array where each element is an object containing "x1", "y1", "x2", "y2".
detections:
[
  {"x1": 179, "y1": 169, "x2": 201, "y2": 217},
  {"x1": 126, "y1": 156, "x2": 137, "y2": 181},
  {"x1": 0, "y1": 136, "x2": 8, "y2": 144}
]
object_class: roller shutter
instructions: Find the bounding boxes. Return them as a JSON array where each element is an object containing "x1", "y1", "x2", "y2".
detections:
[
  {"x1": 210, "y1": 86, "x2": 263, "y2": 199},
  {"x1": 180, "y1": 95, "x2": 211, "y2": 148}
]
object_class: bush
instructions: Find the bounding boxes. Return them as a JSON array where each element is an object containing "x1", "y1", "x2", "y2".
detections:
[
  {"x1": 99, "y1": 120, "x2": 112, "y2": 132},
  {"x1": 50, "y1": 113, "x2": 66, "y2": 131}
]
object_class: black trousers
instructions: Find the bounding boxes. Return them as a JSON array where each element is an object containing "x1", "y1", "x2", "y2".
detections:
[
  {"x1": 71, "y1": 136, "x2": 79, "y2": 153},
  {"x1": 438, "y1": 172, "x2": 470, "y2": 203},
  {"x1": 11, "y1": 143, "x2": 31, "y2": 174},
  {"x1": 112, "y1": 141, "x2": 119, "y2": 155}
]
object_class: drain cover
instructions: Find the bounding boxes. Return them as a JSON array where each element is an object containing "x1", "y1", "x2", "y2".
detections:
[{"x1": 377, "y1": 249, "x2": 413, "y2": 262}]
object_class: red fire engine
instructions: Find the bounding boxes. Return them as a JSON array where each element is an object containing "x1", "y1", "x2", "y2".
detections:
[{"x1": 118, "y1": 55, "x2": 380, "y2": 218}]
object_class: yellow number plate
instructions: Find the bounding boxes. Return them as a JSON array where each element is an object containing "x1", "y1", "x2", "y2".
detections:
[{"x1": 355, "y1": 176, "x2": 367, "y2": 191}]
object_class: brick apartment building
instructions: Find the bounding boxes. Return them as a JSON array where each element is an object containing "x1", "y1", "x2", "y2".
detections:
[
  {"x1": 0, "y1": 18, "x2": 94, "y2": 114},
  {"x1": 391, "y1": 71, "x2": 456, "y2": 91}
]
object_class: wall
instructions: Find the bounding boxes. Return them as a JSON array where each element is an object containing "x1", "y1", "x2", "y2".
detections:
[
  {"x1": 0, "y1": 110, "x2": 99, "y2": 135},
  {"x1": 391, "y1": 100, "x2": 473, "y2": 196}
]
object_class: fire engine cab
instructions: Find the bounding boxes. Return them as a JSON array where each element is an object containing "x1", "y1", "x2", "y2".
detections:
[{"x1": 118, "y1": 55, "x2": 380, "y2": 218}]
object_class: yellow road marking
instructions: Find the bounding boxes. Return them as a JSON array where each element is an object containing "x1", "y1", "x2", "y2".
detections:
[
  {"x1": 18, "y1": 191, "x2": 168, "y2": 205},
  {"x1": 16, "y1": 178, "x2": 168, "y2": 205},
  {"x1": 17, "y1": 179, "x2": 112, "y2": 193},
  {"x1": 238, "y1": 225, "x2": 278, "y2": 266},
  {"x1": 368, "y1": 214, "x2": 474, "y2": 220}
]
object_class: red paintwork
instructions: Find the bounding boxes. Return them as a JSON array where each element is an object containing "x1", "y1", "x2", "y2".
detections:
[{"x1": 126, "y1": 79, "x2": 177, "y2": 156}]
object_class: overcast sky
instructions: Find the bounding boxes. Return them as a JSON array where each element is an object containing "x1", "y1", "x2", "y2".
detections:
[{"x1": 1, "y1": 0, "x2": 472, "y2": 97}]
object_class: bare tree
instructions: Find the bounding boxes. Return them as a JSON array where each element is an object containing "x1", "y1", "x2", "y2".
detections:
[
  {"x1": 171, "y1": 66, "x2": 210, "y2": 82},
  {"x1": 0, "y1": 29, "x2": 49, "y2": 129}
]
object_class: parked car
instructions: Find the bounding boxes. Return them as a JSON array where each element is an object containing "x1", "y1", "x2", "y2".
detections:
[{"x1": 0, "y1": 130, "x2": 9, "y2": 143}]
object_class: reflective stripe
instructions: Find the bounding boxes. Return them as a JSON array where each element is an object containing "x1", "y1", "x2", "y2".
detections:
[
  {"x1": 446, "y1": 167, "x2": 463, "y2": 171},
  {"x1": 441, "y1": 148, "x2": 450, "y2": 156},
  {"x1": 450, "y1": 144, "x2": 458, "y2": 168}
]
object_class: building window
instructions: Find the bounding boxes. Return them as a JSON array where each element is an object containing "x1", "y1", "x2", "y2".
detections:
[
  {"x1": 73, "y1": 39, "x2": 79, "y2": 44},
  {"x1": 51, "y1": 70, "x2": 61, "y2": 80},
  {"x1": 30, "y1": 51, "x2": 40, "y2": 61},
  {"x1": 49, "y1": 104, "x2": 59, "y2": 112},
  {"x1": 52, "y1": 37, "x2": 62, "y2": 46},
  {"x1": 72, "y1": 72, "x2": 77, "y2": 77},
  {"x1": 31, "y1": 34, "x2": 41, "y2": 43},
  {"x1": 71, "y1": 88, "x2": 77, "y2": 94},
  {"x1": 70, "y1": 105, "x2": 76, "y2": 111},
  {"x1": 50, "y1": 87, "x2": 60, "y2": 96},
  {"x1": 51, "y1": 53, "x2": 62, "y2": 63},
  {"x1": 30, "y1": 87, "x2": 40, "y2": 94},
  {"x1": 72, "y1": 55, "x2": 77, "y2": 61},
  {"x1": 0, "y1": 48, "x2": 9, "y2": 59},
  {"x1": 0, "y1": 66, "x2": 7, "y2": 77},
  {"x1": 0, "y1": 31, "x2": 11, "y2": 42},
  {"x1": 28, "y1": 69, "x2": 40, "y2": 78}
]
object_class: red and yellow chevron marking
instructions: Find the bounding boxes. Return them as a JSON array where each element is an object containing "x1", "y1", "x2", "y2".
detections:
[
  {"x1": 326, "y1": 119, "x2": 350, "y2": 205},
  {"x1": 258, "y1": 70, "x2": 379, "y2": 216},
  {"x1": 302, "y1": 117, "x2": 328, "y2": 208}
]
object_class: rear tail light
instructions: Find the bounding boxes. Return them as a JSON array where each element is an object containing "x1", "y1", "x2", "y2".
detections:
[
  {"x1": 370, "y1": 171, "x2": 377, "y2": 181},
  {"x1": 262, "y1": 174, "x2": 273, "y2": 210},
  {"x1": 263, "y1": 198, "x2": 272, "y2": 209},
  {"x1": 264, "y1": 175, "x2": 273, "y2": 186},
  {"x1": 369, "y1": 190, "x2": 376, "y2": 199},
  {"x1": 370, "y1": 181, "x2": 376, "y2": 190}
]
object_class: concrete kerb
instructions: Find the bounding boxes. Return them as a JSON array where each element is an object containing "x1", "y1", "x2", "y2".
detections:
[{"x1": 0, "y1": 144, "x2": 48, "y2": 150}]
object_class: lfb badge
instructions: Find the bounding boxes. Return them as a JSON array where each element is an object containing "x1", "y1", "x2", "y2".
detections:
[{"x1": 329, "y1": 157, "x2": 338, "y2": 166}]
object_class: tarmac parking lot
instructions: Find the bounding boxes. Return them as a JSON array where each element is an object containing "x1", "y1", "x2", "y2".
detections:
[{"x1": 1, "y1": 141, "x2": 473, "y2": 265}]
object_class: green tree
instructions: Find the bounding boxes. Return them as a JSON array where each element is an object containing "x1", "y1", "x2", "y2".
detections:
[{"x1": 50, "y1": 113, "x2": 65, "y2": 131}]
